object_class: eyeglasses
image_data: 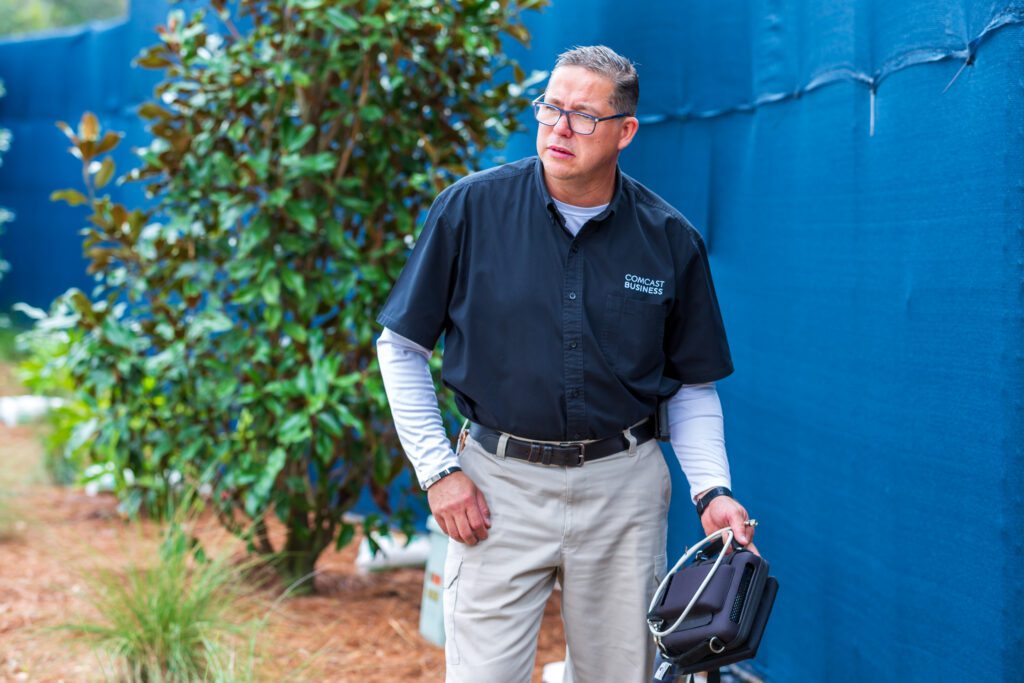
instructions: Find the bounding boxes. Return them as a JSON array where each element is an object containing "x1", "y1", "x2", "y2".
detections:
[{"x1": 532, "y1": 97, "x2": 631, "y2": 135}]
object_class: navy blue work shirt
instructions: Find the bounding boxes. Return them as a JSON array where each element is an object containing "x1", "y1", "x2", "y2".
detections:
[{"x1": 377, "y1": 156, "x2": 732, "y2": 442}]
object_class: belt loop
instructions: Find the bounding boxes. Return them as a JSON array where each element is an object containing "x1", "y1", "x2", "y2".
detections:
[
  {"x1": 496, "y1": 433, "x2": 510, "y2": 459},
  {"x1": 624, "y1": 425, "x2": 638, "y2": 457}
]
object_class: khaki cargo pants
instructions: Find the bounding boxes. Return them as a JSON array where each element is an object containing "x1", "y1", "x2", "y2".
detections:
[{"x1": 443, "y1": 429, "x2": 671, "y2": 683}]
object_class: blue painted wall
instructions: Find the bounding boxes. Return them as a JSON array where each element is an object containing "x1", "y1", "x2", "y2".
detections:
[{"x1": 1, "y1": 2, "x2": 1022, "y2": 681}]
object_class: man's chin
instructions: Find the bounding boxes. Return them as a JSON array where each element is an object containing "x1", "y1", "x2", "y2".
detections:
[{"x1": 539, "y1": 153, "x2": 576, "y2": 178}]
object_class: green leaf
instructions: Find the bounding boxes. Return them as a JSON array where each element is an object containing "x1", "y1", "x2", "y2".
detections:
[
  {"x1": 373, "y1": 445, "x2": 391, "y2": 484},
  {"x1": 360, "y1": 105, "x2": 384, "y2": 122},
  {"x1": 316, "y1": 411, "x2": 343, "y2": 437},
  {"x1": 277, "y1": 413, "x2": 310, "y2": 445},
  {"x1": 267, "y1": 187, "x2": 291, "y2": 207},
  {"x1": 264, "y1": 305, "x2": 282, "y2": 329},
  {"x1": 101, "y1": 320, "x2": 140, "y2": 350},
  {"x1": 283, "y1": 152, "x2": 335, "y2": 175},
  {"x1": 286, "y1": 124, "x2": 317, "y2": 153},
  {"x1": 240, "y1": 215, "x2": 272, "y2": 254},
  {"x1": 280, "y1": 268, "x2": 306, "y2": 298},
  {"x1": 187, "y1": 310, "x2": 234, "y2": 340},
  {"x1": 303, "y1": 153, "x2": 336, "y2": 173},
  {"x1": 247, "y1": 447, "x2": 287, "y2": 516},
  {"x1": 50, "y1": 189, "x2": 89, "y2": 206},
  {"x1": 260, "y1": 277, "x2": 280, "y2": 305},
  {"x1": 338, "y1": 195, "x2": 373, "y2": 214},
  {"x1": 334, "y1": 403, "x2": 362, "y2": 430},
  {"x1": 335, "y1": 521, "x2": 356, "y2": 551},
  {"x1": 365, "y1": 532, "x2": 381, "y2": 556},
  {"x1": 314, "y1": 427, "x2": 334, "y2": 460},
  {"x1": 284, "y1": 200, "x2": 317, "y2": 233},
  {"x1": 282, "y1": 321, "x2": 307, "y2": 344},
  {"x1": 326, "y1": 8, "x2": 359, "y2": 32},
  {"x1": 94, "y1": 158, "x2": 116, "y2": 189}
]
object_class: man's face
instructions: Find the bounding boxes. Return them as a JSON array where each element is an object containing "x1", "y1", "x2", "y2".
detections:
[{"x1": 535, "y1": 65, "x2": 637, "y2": 189}]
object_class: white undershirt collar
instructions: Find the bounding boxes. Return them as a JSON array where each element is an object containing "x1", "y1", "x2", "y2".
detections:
[{"x1": 552, "y1": 198, "x2": 608, "y2": 237}]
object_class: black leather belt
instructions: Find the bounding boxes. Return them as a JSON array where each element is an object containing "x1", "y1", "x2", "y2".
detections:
[{"x1": 467, "y1": 419, "x2": 656, "y2": 467}]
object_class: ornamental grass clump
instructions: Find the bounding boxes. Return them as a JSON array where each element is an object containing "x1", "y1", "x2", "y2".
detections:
[{"x1": 62, "y1": 503, "x2": 263, "y2": 682}]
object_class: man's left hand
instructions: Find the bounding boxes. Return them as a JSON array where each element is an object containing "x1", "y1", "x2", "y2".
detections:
[{"x1": 699, "y1": 495, "x2": 760, "y2": 557}]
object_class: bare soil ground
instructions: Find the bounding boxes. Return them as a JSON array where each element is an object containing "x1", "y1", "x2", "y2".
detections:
[{"x1": 0, "y1": 368, "x2": 567, "y2": 682}]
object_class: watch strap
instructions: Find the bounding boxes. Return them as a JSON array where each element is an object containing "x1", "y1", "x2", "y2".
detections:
[
  {"x1": 422, "y1": 466, "x2": 463, "y2": 491},
  {"x1": 695, "y1": 486, "x2": 733, "y2": 517}
]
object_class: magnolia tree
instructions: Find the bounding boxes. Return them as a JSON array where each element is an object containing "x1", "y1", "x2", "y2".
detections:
[{"x1": 47, "y1": 0, "x2": 545, "y2": 589}]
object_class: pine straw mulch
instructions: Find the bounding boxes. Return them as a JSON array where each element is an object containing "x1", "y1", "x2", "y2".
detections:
[{"x1": 0, "y1": 421, "x2": 567, "y2": 682}]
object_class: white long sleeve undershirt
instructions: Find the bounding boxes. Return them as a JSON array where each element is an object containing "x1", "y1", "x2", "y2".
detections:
[{"x1": 376, "y1": 326, "x2": 731, "y2": 503}]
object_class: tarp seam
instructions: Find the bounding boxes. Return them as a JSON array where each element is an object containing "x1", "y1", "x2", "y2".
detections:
[{"x1": 636, "y1": 7, "x2": 1024, "y2": 127}]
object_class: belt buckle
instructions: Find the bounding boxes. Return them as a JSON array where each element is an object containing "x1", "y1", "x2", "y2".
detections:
[{"x1": 560, "y1": 442, "x2": 585, "y2": 466}]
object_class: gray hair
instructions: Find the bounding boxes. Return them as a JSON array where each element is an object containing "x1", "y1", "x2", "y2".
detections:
[{"x1": 553, "y1": 45, "x2": 639, "y2": 115}]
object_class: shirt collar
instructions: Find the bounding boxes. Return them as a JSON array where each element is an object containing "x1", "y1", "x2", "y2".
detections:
[{"x1": 532, "y1": 156, "x2": 625, "y2": 224}]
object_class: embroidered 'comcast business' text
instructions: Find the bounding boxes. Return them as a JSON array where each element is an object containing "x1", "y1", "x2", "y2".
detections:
[{"x1": 624, "y1": 273, "x2": 665, "y2": 296}]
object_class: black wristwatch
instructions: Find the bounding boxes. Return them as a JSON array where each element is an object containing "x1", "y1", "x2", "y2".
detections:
[
  {"x1": 422, "y1": 466, "x2": 462, "y2": 491},
  {"x1": 695, "y1": 486, "x2": 733, "y2": 518}
]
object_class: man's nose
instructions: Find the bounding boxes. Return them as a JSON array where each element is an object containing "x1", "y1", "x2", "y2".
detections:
[{"x1": 553, "y1": 114, "x2": 574, "y2": 137}]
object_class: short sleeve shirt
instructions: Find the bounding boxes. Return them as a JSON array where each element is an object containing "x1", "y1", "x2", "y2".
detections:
[{"x1": 377, "y1": 156, "x2": 732, "y2": 441}]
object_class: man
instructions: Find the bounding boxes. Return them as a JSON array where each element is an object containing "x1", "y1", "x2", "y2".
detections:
[{"x1": 376, "y1": 45, "x2": 757, "y2": 683}]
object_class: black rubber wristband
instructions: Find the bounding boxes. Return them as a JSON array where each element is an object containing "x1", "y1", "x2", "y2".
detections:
[{"x1": 695, "y1": 486, "x2": 733, "y2": 518}]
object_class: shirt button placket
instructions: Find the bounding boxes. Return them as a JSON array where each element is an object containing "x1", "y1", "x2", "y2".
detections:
[{"x1": 562, "y1": 241, "x2": 586, "y2": 440}]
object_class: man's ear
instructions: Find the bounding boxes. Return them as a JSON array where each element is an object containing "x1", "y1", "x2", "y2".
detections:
[{"x1": 617, "y1": 117, "x2": 639, "y2": 151}]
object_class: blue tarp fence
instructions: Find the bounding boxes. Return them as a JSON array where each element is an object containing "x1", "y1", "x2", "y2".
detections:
[
  {"x1": 0, "y1": 2, "x2": 171, "y2": 310},
  {"x1": 1, "y1": 2, "x2": 1021, "y2": 681},
  {"x1": 503, "y1": 2, "x2": 1024, "y2": 680}
]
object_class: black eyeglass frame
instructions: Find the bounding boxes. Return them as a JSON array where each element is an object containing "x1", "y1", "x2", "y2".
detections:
[{"x1": 531, "y1": 96, "x2": 632, "y2": 135}]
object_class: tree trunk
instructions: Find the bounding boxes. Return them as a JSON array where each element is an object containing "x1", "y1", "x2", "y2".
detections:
[
  {"x1": 278, "y1": 510, "x2": 332, "y2": 595},
  {"x1": 276, "y1": 545, "x2": 320, "y2": 596}
]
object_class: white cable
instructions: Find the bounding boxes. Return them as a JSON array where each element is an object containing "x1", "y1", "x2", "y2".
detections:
[{"x1": 647, "y1": 527, "x2": 735, "y2": 639}]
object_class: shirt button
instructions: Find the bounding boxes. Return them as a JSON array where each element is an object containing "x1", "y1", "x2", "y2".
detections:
[
  {"x1": 570, "y1": 388, "x2": 580, "y2": 398},
  {"x1": 569, "y1": 340, "x2": 578, "y2": 349},
  {"x1": 573, "y1": 433, "x2": 582, "y2": 439},
  {"x1": 568, "y1": 291, "x2": 577, "y2": 300},
  {"x1": 571, "y1": 245, "x2": 579, "y2": 253}
]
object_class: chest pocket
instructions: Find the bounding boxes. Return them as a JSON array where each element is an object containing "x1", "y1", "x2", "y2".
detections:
[{"x1": 600, "y1": 292, "x2": 667, "y2": 385}]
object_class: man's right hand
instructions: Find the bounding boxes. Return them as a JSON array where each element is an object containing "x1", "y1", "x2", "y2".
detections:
[{"x1": 427, "y1": 471, "x2": 492, "y2": 545}]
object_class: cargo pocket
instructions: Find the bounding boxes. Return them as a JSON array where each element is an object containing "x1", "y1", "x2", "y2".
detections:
[{"x1": 443, "y1": 554, "x2": 463, "y2": 665}]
